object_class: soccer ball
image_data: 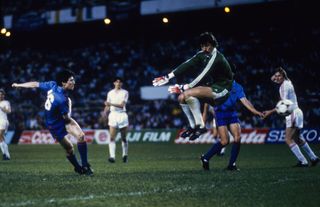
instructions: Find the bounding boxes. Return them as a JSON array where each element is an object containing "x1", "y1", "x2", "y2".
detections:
[{"x1": 276, "y1": 99, "x2": 294, "y2": 116}]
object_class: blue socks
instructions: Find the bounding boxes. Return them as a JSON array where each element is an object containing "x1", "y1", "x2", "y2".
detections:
[
  {"x1": 67, "y1": 154, "x2": 81, "y2": 169},
  {"x1": 228, "y1": 142, "x2": 240, "y2": 167},
  {"x1": 204, "y1": 141, "x2": 223, "y2": 160},
  {"x1": 77, "y1": 142, "x2": 88, "y2": 167}
]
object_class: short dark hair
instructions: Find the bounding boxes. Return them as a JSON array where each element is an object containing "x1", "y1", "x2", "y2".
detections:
[
  {"x1": 0, "y1": 88, "x2": 5, "y2": 95},
  {"x1": 113, "y1": 77, "x2": 123, "y2": 83},
  {"x1": 56, "y1": 70, "x2": 75, "y2": 86},
  {"x1": 276, "y1": 67, "x2": 289, "y2": 80},
  {"x1": 199, "y1": 32, "x2": 218, "y2": 48}
]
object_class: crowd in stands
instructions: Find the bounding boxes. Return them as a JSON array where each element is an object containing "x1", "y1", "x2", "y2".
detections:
[
  {"x1": 1, "y1": 27, "x2": 319, "y2": 131},
  {"x1": 1, "y1": 0, "x2": 105, "y2": 15}
]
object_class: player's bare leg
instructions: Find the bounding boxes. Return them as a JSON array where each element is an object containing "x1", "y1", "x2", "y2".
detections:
[
  {"x1": 59, "y1": 137, "x2": 83, "y2": 174},
  {"x1": 120, "y1": 126, "x2": 128, "y2": 163},
  {"x1": 227, "y1": 123, "x2": 241, "y2": 170},
  {"x1": 285, "y1": 127, "x2": 308, "y2": 167},
  {"x1": 66, "y1": 120, "x2": 93, "y2": 175},
  {"x1": 0, "y1": 129, "x2": 10, "y2": 160},
  {"x1": 201, "y1": 126, "x2": 229, "y2": 170},
  {"x1": 108, "y1": 126, "x2": 117, "y2": 163},
  {"x1": 214, "y1": 127, "x2": 225, "y2": 156}
]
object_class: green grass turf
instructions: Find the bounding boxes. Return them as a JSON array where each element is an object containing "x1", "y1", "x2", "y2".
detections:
[{"x1": 0, "y1": 143, "x2": 319, "y2": 207}]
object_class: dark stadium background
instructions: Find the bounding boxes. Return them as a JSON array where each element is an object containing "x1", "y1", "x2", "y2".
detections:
[{"x1": 1, "y1": 1, "x2": 320, "y2": 207}]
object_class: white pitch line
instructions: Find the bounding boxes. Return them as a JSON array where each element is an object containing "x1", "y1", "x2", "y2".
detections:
[{"x1": 4, "y1": 185, "x2": 215, "y2": 207}]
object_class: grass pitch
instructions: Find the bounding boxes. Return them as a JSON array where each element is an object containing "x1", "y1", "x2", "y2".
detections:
[{"x1": 1, "y1": 143, "x2": 319, "y2": 207}]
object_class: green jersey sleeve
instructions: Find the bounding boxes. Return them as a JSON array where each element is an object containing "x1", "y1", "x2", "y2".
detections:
[{"x1": 172, "y1": 51, "x2": 204, "y2": 77}]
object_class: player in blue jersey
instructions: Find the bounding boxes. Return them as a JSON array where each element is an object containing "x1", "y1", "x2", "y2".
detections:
[
  {"x1": 200, "y1": 81, "x2": 263, "y2": 171},
  {"x1": 12, "y1": 70, "x2": 93, "y2": 176}
]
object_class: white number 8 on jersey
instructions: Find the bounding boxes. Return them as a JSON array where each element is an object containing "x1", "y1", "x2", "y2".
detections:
[{"x1": 45, "y1": 90, "x2": 55, "y2": 111}]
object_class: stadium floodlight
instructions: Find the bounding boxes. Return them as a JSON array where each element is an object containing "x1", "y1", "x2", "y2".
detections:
[
  {"x1": 104, "y1": 18, "x2": 111, "y2": 25},
  {"x1": 224, "y1": 7, "x2": 231, "y2": 13},
  {"x1": 162, "y1": 17, "x2": 169, "y2": 23},
  {"x1": 1, "y1": 28, "x2": 7, "y2": 34},
  {"x1": 5, "y1": 31, "x2": 11, "y2": 37}
]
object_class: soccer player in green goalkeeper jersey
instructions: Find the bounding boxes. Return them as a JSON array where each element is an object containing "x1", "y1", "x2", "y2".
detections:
[{"x1": 153, "y1": 32, "x2": 233, "y2": 140}]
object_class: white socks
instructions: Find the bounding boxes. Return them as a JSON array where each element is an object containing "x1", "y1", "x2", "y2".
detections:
[
  {"x1": 290, "y1": 143, "x2": 308, "y2": 164},
  {"x1": 180, "y1": 104, "x2": 196, "y2": 129},
  {"x1": 109, "y1": 140, "x2": 129, "y2": 158},
  {"x1": 0, "y1": 141, "x2": 10, "y2": 159},
  {"x1": 301, "y1": 142, "x2": 318, "y2": 160},
  {"x1": 122, "y1": 141, "x2": 128, "y2": 157},
  {"x1": 185, "y1": 97, "x2": 205, "y2": 128},
  {"x1": 108, "y1": 141, "x2": 116, "y2": 158}
]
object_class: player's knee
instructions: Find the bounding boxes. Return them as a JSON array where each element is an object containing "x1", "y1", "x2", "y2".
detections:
[
  {"x1": 77, "y1": 133, "x2": 85, "y2": 142},
  {"x1": 285, "y1": 138, "x2": 293, "y2": 146},
  {"x1": 220, "y1": 139, "x2": 229, "y2": 146},
  {"x1": 296, "y1": 138, "x2": 305, "y2": 146},
  {"x1": 234, "y1": 136, "x2": 241, "y2": 143},
  {"x1": 66, "y1": 146, "x2": 74, "y2": 156}
]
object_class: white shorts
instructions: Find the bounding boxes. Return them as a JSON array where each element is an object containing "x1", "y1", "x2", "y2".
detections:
[
  {"x1": 108, "y1": 112, "x2": 129, "y2": 129},
  {"x1": 286, "y1": 108, "x2": 303, "y2": 129},
  {"x1": 0, "y1": 119, "x2": 9, "y2": 132}
]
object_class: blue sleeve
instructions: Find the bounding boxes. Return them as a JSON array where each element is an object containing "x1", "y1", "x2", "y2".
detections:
[
  {"x1": 39, "y1": 81, "x2": 57, "y2": 92},
  {"x1": 237, "y1": 84, "x2": 246, "y2": 100}
]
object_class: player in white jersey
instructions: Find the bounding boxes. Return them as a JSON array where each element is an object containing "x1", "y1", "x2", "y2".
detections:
[
  {"x1": 0, "y1": 89, "x2": 11, "y2": 160},
  {"x1": 104, "y1": 77, "x2": 129, "y2": 163},
  {"x1": 263, "y1": 67, "x2": 319, "y2": 167}
]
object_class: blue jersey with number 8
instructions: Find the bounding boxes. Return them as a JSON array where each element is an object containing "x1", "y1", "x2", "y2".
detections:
[{"x1": 39, "y1": 81, "x2": 69, "y2": 127}]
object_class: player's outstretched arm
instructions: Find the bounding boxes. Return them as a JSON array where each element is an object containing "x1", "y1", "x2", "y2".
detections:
[
  {"x1": 262, "y1": 108, "x2": 276, "y2": 119},
  {"x1": 240, "y1": 97, "x2": 263, "y2": 118},
  {"x1": 12, "y1": 82, "x2": 39, "y2": 88},
  {"x1": 152, "y1": 72, "x2": 175, "y2": 87}
]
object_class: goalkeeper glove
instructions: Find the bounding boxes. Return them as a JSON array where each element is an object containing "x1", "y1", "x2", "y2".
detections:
[
  {"x1": 168, "y1": 84, "x2": 190, "y2": 94},
  {"x1": 152, "y1": 75, "x2": 169, "y2": 86}
]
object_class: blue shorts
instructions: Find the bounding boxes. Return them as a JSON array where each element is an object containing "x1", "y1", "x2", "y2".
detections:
[
  {"x1": 215, "y1": 111, "x2": 240, "y2": 127},
  {"x1": 47, "y1": 123, "x2": 68, "y2": 142}
]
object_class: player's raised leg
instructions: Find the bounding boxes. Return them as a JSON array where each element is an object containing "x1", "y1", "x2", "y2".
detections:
[
  {"x1": 66, "y1": 119, "x2": 93, "y2": 175},
  {"x1": 179, "y1": 103, "x2": 196, "y2": 138},
  {"x1": 59, "y1": 136, "x2": 83, "y2": 174},
  {"x1": 179, "y1": 88, "x2": 213, "y2": 140}
]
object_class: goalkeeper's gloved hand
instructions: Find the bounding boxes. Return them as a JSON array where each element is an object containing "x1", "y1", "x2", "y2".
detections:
[
  {"x1": 168, "y1": 84, "x2": 190, "y2": 94},
  {"x1": 152, "y1": 75, "x2": 169, "y2": 86}
]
